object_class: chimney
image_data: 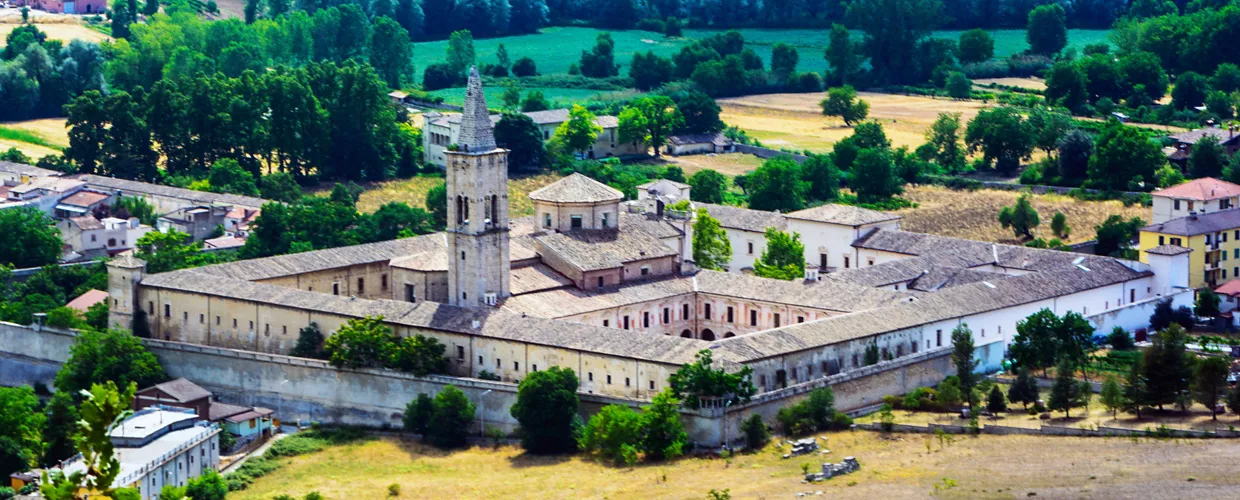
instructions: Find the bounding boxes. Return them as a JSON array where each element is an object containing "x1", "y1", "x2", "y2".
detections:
[{"x1": 1190, "y1": 211, "x2": 1198, "y2": 220}]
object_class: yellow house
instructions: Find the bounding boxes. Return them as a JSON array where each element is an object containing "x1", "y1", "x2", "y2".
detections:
[{"x1": 1140, "y1": 210, "x2": 1240, "y2": 289}]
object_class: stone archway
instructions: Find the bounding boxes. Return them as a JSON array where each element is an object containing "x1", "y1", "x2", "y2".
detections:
[
  {"x1": 701, "y1": 329, "x2": 716, "y2": 341},
  {"x1": 723, "y1": 332, "x2": 735, "y2": 338},
  {"x1": 680, "y1": 329, "x2": 692, "y2": 338}
]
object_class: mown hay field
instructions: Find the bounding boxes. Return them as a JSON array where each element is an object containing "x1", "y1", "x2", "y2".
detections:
[
  {"x1": 895, "y1": 184, "x2": 1148, "y2": 245},
  {"x1": 231, "y1": 430, "x2": 1240, "y2": 500},
  {"x1": 720, "y1": 91, "x2": 989, "y2": 153},
  {"x1": 0, "y1": 22, "x2": 110, "y2": 47},
  {"x1": 0, "y1": 118, "x2": 70, "y2": 159}
]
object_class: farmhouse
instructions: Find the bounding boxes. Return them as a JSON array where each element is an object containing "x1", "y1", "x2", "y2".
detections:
[
  {"x1": 666, "y1": 132, "x2": 734, "y2": 156},
  {"x1": 1150, "y1": 177, "x2": 1240, "y2": 224},
  {"x1": 109, "y1": 69, "x2": 1193, "y2": 411},
  {"x1": 1166, "y1": 125, "x2": 1240, "y2": 169}
]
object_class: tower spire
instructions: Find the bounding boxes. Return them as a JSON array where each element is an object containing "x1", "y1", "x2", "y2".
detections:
[{"x1": 458, "y1": 66, "x2": 497, "y2": 153}]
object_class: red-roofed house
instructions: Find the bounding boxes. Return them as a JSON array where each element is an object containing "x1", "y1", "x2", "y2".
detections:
[
  {"x1": 1151, "y1": 177, "x2": 1240, "y2": 224},
  {"x1": 66, "y1": 289, "x2": 108, "y2": 312}
]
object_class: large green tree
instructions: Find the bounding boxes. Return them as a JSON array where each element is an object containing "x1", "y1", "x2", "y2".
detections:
[
  {"x1": 852, "y1": 148, "x2": 903, "y2": 203},
  {"x1": 1087, "y1": 121, "x2": 1164, "y2": 191},
  {"x1": 924, "y1": 112, "x2": 966, "y2": 174},
  {"x1": 554, "y1": 105, "x2": 602, "y2": 155},
  {"x1": 950, "y1": 324, "x2": 979, "y2": 412},
  {"x1": 1195, "y1": 356, "x2": 1229, "y2": 420},
  {"x1": 1026, "y1": 4, "x2": 1068, "y2": 55},
  {"x1": 425, "y1": 385, "x2": 475, "y2": 449},
  {"x1": 494, "y1": 112, "x2": 545, "y2": 169},
  {"x1": 753, "y1": 228, "x2": 806, "y2": 281},
  {"x1": 41, "y1": 381, "x2": 140, "y2": 500},
  {"x1": 688, "y1": 169, "x2": 728, "y2": 204},
  {"x1": 640, "y1": 389, "x2": 687, "y2": 461},
  {"x1": 369, "y1": 17, "x2": 415, "y2": 88},
  {"x1": 322, "y1": 316, "x2": 396, "y2": 369},
  {"x1": 0, "y1": 386, "x2": 44, "y2": 479},
  {"x1": 618, "y1": 95, "x2": 684, "y2": 155},
  {"x1": 692, "y1": 209, "x2": 732, "y2": 271},
  {"x1": 957, "y1": 29, "x2": 994, "y2": 64},
  {"x1": 54, "y1": 328, "x2": 166, "y2": 400},
  {"x1": 668, "y1": 350, "x2": 755, "y2": 408},
  {"x1": 846, "y1": 0, "x2": 943, "y2": 84},
  {"x1": 1142, "y1": 323, "x2": 1194, "y2": 410},
  {"x1": 965, "y1": 107, "x2": 1034, "y2": 174},
  {"x1": 0, "y1": 207, "x2": 62, "y2": 269},
  {"x1": 511, "y1": 366, "x2": 580, "y2": 454},
  {"x1": 820, "y1": 86, "x2": 869, "y2": 127},
  {"x1": 747, "y1": 156, "x2": 809, "y2": 212}
]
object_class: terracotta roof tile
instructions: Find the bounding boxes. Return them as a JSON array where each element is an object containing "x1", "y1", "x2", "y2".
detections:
[{"x1": 1151, "y1": 177, "x2": 1240, "y2": 201}]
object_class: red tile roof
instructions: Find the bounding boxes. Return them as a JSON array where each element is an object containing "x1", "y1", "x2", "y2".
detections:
[
  {"x1": 66, "y1": 289, "x2": 108, "y2": 312},
  {"x1": 1151, "y1": 177, "x2": 1240, "y2": 201},
  {"x1": 1215, "y1": 280, "x2": 1240, "y2": 297}
]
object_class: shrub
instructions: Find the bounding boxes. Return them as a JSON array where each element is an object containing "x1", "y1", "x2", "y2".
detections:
[
  {"x1": 387, "y1": 483, "x2": 401, "y2": 496},
  {"x1": 741, "y1": 414, "x2": 770, "y2": 450},
  {"x1": 512, "y1": 57, "x2": 538, "y2": 77}
]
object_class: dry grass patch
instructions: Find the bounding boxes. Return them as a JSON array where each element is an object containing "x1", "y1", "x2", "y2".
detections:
[
  {"x1": 0, "y1": 23, "x2": 110, "y2": 47},
  {"x1": 858, "y1": 384, "x2": 1240, "y2": 433},
  {"x1": 974, "y1": 77, "x2": 1048, "y2": 91},
  {"x1": 1, "y1": 118, "x2": 70, "y2": 148},
  {"x1": 316, "y1": 173, "x2": 563, "y2": 215},
  {"x1": 658, "y1": 152, "x2": 765, "y2": 177},
  {"x1": 232, "y1": 431, "x2": 1240, "y2": 499},
  {"x1": 895, "y1": 184, "x2": 1148, "y2": 245}
]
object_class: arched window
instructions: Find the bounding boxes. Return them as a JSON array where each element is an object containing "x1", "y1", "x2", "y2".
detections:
[
  {"x1": 680, "y1": 329, "x2": 692, "y2": 338},
  {"x1": 723, "y1": 332, "x2": 735, "y2": 338},
  {"x1": 463, "y1": 196, "x2": 470, "y2": 221},
  {"x1": 491, "y1": 194, "x2": 499, "y2": 222},
  {"x1": 701, "y1": 329, "x2": 716, "y2": 341}
]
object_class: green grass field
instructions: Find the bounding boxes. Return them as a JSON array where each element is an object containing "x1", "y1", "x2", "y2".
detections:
[
  {"x1": 416, "y1": 27, "x2": 1112, "y2": 95},
  {"x1": 427, "y1": 86, "x2": 643, "y2": 107}
]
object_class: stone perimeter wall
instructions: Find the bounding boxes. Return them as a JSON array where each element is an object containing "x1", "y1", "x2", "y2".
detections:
[{"x1": 0, "y1": 322, "x2": 952, "y2": 446}]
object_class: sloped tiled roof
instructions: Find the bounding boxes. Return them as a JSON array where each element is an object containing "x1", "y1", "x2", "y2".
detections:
[
  {"x1": 529, "y1": 173, "x2": 623, "y2": 204},
  {"x1": 1169, "y1": 128, "x2": 1240, "y2": 146},
  {"x1": 67, "y1": 216, "x2": 104, "y2": 231},
  {"x1": 698, "y1": 203, "x2": 787, "y2": 233},
  {"x1": 66, "y1": 289, "x2": 108, "y2": 312},
  {"x1": 509, "y1": 263, "x2": 574, "y2": 295},
  {"x1": 1142, "y1": 210, "x2": 1240, "y2": 236},
  {"x1": 786, "y1": 203, "x2": 901, "y2": 226},
  {"x1": 535, "y1": 227, "x2": 677, "y2": 272},
  {"x1": 1150, "y1": 177, "x2": 1240, "y2": 201},
  {"x1": 77, "y1": 175, "x2": 270, "y2": 209},
  {"x1": 1144, "y1": 244, "x2": 1192, "y2": 256},
  {"x1": 141, "y1": 269, "x2": 727, "y2": 367},
  {"x1": 0, "y1": 161, "x2": 59, "y2": 178},
  {"x1": 141, "y1": 377, "x2": 211, "y2": 403}
]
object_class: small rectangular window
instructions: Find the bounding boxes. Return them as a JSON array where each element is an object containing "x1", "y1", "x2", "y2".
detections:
[
  {"x1": 936, "y1": 330, "x2": 942, "y2": 347},
  {"x1": 625, "y1": 377, "x2": 630, "y2": 387},
  {"x1": 457, "y1": 346, "x2": 465, "y2": 359},
  {"x1": 727, "y1": 306, "x2": 734, "y2": 323},
  {"x1": 623, "y1": 316, "x2": 630, "y2": 330},
  {"x1": 381, "y1": 274, "x2": 388, "y2": 290},
  {"x1": 532, "y1": 364, "x2": 537, "y2": 371},
  {"x1": 479, "y1": 355, "x2": 484, "y2": 364},
  {"x1": 607, "y1": 375, "x2": 612, "y2": 384},
  {"x1": 570, "y1": 215, "x2": 583, "y2": 229},
  {"x1": 643, "y1": 312, "x2": 650, "y2": 328},
  {"x1": 663, "y1": 308, "x2": 670, "y2": 324},
  {"x1": 216, "y1": 316, "x2": 220, "y2": 325},
  {"x1": 774, "y1": 314, "x2": 781, "y2": 327},
  {"x1": 164, "y1": 304, "x2": 171, "y2": 317},
  {"x1": 649, "y1": 380, "x2": 655, "y2": 390},
  {"x1": 603, "y1": 319, "x2": 609, "y2": 327},
  {"x1": 357, "y1": 278, "x2": 365, "y2": 294},
  {"x1": 797, "y1": 316, "x2": 805, "y2": 323},
  {"x1": 514, "y1": 361, "x2": 520, "y2": 371},
  {"x1": 233, "y1": 318, "x2": 237, "y2": 328},
  {"x1": 750, "y1": 310, "x2": 757, "y2": 326},
  {"x1": 598, "y1": 276, "x2": 605, "y2": 288},
  {"x1": 588, "y1": 372, "x2": 593, "y2": 381},
  {"x1": 747, "y1": 242, "x2": 754, "y2": 255}
]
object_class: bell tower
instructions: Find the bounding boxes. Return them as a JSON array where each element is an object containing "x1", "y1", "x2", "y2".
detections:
[{"x1": 446, "y1": 67, "x2": 510, "y2": 307}]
